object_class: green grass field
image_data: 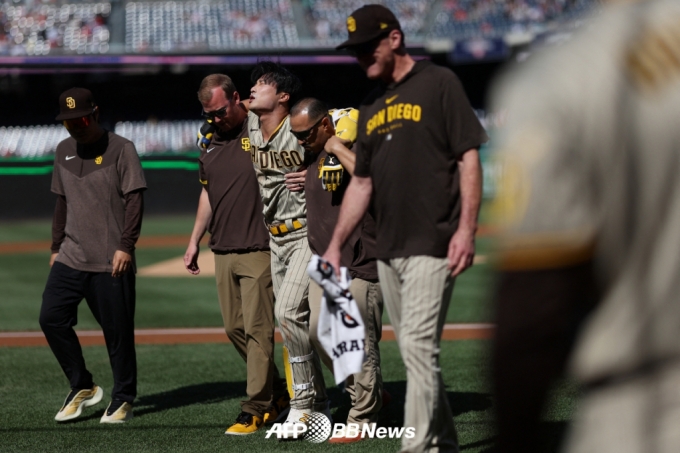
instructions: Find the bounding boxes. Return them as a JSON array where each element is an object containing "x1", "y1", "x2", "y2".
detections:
[
  {"x1": 0, "y1": 340, "x2": 578, "y2": 453},
  {"x1": 0, "y1": 341, "x2": 575, "y2": 453},
  {"x1": 0, "y1": 215, "x2": 575, "y2": 453},
  {"x1": 0, "y1": 215, "x2": 495, "y2": 332}
]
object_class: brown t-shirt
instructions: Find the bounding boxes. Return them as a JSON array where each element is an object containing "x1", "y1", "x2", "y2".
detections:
[
  {"x1": 306, "y1": 150, "x2": 378, "y2": 282},
  {"x1": 51, "y1": 131, "x2": 147, "y2": 272},
  {"x1": 355, "y1": 60, "x2": 488, "y2": 259},
  {"x1": 199, "y1": 120, "x2": 269, "y2": 253}
]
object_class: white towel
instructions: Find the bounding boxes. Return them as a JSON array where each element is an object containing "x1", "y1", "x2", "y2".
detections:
[{"x1": 307, "y1": 255, "x2": 365, "y2": 385}]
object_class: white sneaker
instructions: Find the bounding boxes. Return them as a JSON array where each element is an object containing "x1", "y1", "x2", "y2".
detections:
[
  {"x1": 100, "y1": 400, "x2": 133, "y2": 424},
  {"x1": 54, "y1": 385, "x2": 104, "y2": 422},
  {"x1": 278, "y1": 407, "x2": 312, "y2": 441}
]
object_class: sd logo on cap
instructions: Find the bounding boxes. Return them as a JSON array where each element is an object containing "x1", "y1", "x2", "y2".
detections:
[
  {"x1": 347, "y1": 16, "x2": 356, "y2": 32},
  {"x1": 336, "y1": 5, "x2": 402, "y2": 50},
  {"x1": 56, "y1": 88, "x2": 96, "y2": 120}
]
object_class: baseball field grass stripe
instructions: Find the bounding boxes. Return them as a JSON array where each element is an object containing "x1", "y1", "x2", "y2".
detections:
[
  {"x1": 0, "y1": 324, "x2": 495, "y2": 338},
  {"x1": 140, "y1": 161, "x2": 199, "y2": 170},
  {"x1": 0, "y1": 161, "x2": 201, "y2": 174},
  {"x1": 0, "y1": 166, "x2": 53, "y2": 175},
  {"x1": 0, "y1": 340, "x2": 578, "y2": 451}
]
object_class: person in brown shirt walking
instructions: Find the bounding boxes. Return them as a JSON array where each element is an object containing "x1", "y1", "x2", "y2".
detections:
[
  {"x1": 184, "y1": 74, "x2": 288, "y2": 435},
  {"x1": 40, "y1": 87, "x2": 146, "y2": 424},
  {"x1": 323, "y1": 5, "x2": 487, "y2": 452},
  {"x1": 290, "y1": 97, "x2": 388, "y2": 443}
]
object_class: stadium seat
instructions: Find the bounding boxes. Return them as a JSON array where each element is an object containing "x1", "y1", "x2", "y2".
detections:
[{"x1": 0, "y1": 1, "x2": 111, "y2": 56}]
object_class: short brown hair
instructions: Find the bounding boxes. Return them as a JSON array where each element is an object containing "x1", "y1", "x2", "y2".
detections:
[{"x1": 198, "y1": 74, "x2": 237, "y2": 103}]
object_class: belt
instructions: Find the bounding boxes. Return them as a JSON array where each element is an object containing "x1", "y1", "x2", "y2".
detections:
[{"x1": 269, "y1": 219, "x2": 306, "y2": 236}]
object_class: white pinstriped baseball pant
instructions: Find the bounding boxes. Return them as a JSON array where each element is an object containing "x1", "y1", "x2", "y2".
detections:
[
  {"x1": 378, "y1": 256, "x2": 458, "y2": 453},
  {"x1": 270, "y1": 228, "x2": 327, "y2": 411}
]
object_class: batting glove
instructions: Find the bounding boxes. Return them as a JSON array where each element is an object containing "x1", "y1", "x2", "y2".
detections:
[
  {"x1": 319, "y1": 154, "x2": 344, "y2": 191},
  {"x1": 196, "y1": 119, "x2": 216, "y2": 151}
]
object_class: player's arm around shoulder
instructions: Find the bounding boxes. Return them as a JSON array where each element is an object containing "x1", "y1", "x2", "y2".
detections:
[
  {"x1": 325, "y1": 108, "x2": 359, "y2": 175},
  {"x1": 324, "y1": 137, "x2": 355, "y2": 176}
]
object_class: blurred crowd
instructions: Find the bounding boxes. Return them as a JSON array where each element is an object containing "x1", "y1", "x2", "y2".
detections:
[
  {"x1": 433, "y1": 0, "x2": 597, "y2": 39},
  {"x1": 0, "y1": 0, "x2": 598, "y2": 55},
  {"x1": 0, "y1": 0, "x2": 110, "y2": 56},
  {"x1": 305, "y1": 0, "x2": 429, "y2": 43},
  {"x1": 125, "y1": 0, "x2": 298, "y2": 53},
  {"x1": 443, "y1": 0, "x2": 586, "y2": 23},
  {"x1": 1, "y1": 108, "x2": 505, "y2": 159},
  {"x1": 0, "y1": 120, "x2": 201, "y2": 158}
]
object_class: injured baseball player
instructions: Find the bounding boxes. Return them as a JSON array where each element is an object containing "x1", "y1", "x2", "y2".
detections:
[{"x1": 247, "y1": 62, "x2": 330, "y2": 440}]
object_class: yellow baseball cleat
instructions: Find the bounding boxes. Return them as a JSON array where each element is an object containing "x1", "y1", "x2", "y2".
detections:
[
  {"x1": 225, "y1": 412, "x2": 264, "y2": 435},
  {"x1": 100, "y1": 400, "x2": 133, "y2": 424},
  {"x1": 54, "y1": 385, "x2": 104, "y2": 422}
]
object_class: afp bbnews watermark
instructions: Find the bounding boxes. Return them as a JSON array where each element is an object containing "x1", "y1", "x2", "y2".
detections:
[{"x1": 264, "y1": 413, "x2": 416, "y2": 443}]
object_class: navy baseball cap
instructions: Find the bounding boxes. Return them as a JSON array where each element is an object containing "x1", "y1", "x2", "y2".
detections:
[
  {"x1": 56, "y1": 87, "x2": 97, "y2": 121},
  {"x1": 336, "y1": 4, "x2": 402, "y2": 50}
]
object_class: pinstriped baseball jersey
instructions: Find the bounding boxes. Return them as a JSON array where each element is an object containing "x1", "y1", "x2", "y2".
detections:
[
  {"x1": 247, "y1": 111, "x2": 307, "y2": 225},
  {"x1": 491, "y1": 0, "x2": 680, "y2": 384}
]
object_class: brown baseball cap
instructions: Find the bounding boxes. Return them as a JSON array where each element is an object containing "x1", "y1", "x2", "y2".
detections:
[
  {"x1": 336, "y1": 4, "x2": 402, "y2": 50},
  {"x1": 55, "y1": 87, "x2": 97, "y2": 121}
]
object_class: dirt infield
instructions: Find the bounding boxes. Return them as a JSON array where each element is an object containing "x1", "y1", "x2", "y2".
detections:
[
  {"x1": 0, "y1": 226, "x2": 497, "y2": 256},
  {"x1": 0, "y1": 324, "x2": 494, "y2": 347},
  {"x1": 139, "y1": 248, "x2": 216, "y2": 276},
  {"x1": 137, "y1": 250, "x2": 487, "y2": 277}
]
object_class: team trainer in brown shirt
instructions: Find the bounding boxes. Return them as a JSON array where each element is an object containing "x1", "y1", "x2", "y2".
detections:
[
  {"x1": 290, "y1": 98, "x2": 386, "y2": 443},
  {"x1": 184, "y1": 74, "x2": 288, "y2": 435},
  {"x1": 323, "y1": 6, "x2": 488, "y2": 452},
  {"x1": 40, "y1": 87, "x2": 146, "y2": 424}
]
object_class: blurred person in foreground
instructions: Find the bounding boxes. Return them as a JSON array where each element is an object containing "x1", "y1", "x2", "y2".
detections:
[
  {"x1": 490, "y1": 1, "x2": 680, "y2": 452},
  {"x1": 323, "y1": 5, "x2": 487, "y2": 452},
  {"x1": 184, "y1": 74, "x2": 289, "y2": 435},
  {"x1": 40, "y1": 88, "x2": 146, "y2": 423},
  {"x1": 290, "y1": 97, "x2": 388, "y2": 443}
]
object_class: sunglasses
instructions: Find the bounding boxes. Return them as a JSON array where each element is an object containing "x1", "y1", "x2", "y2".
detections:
[
  {"x1": 201, "y1": 105, "x2": 228, "y2": 120},
  {"x1": 290, "y1": 116, "x2": 325, "y2": 142},
  {"x1": 63, "y1": 109, "x2": 96, "y2": 130}
]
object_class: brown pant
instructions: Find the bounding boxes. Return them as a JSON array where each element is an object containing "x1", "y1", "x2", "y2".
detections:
[
  {"x1": 309, "y1": 277, "x2": 384, "y2": 425},
  {"x1": 214, "y1": 250, "x2": 285, "y2": 418}
]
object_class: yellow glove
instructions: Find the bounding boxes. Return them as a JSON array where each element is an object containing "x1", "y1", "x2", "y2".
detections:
[
  {"x1": 196, "y1": 119, "x2": 216, "y2": 150},
  {"x1": 318, "y1": 154, "x2": 344, "y2": 191}
]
